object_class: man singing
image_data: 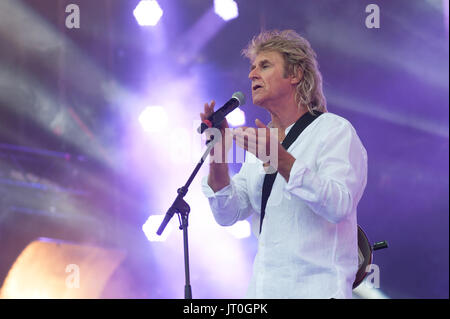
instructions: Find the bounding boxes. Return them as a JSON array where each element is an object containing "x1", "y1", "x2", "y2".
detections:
[{"x1": 200, "y1": 30, "x2": 368, "y2": 298}]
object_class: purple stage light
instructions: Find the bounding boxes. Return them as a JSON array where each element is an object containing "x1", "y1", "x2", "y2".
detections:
[
  {"x1": 214, "y1": 0, "x2": 239, "y2": 21},
  {"x1": 133, "y1": 0, "x2": 163, "y2": 27},
  {"x1": 226, "y1": 107, "x2": 245, "y2": 127},
  {"x1": 138, "y1": 106, "x2": 168, "y2": 132}
]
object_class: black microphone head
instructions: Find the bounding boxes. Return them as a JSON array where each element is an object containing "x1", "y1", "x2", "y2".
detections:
[
  {"x1": 232, "y1": 91, "x2": 246, "y2": 106},
  {"x1": 197, "y1": 122, "x2": 209, "y2": 134}
]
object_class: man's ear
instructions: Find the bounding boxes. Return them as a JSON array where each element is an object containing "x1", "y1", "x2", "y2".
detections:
[{"x1": 290, "y1": 67, "x2": 303, "y2": 85}]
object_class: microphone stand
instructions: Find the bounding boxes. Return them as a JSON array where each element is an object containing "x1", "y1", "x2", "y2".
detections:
[{"x1": 156, "y1": 134, "x2": 218, "y2": 299}]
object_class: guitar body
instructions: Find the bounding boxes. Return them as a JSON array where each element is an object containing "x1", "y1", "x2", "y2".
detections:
[{"x1": 353, "y1": 225, "x2": 373, "y2": 289}]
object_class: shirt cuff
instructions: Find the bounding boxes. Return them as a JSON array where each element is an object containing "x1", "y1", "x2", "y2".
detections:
[
  {"x1": 286, "y1": 159, "x2": 307, "y2": 190},
  {"x1": 285, "y1": 159, "x2": 322, "y2": 203},
  {"x1": 201, "y1": 175, "x2": 233, "y2": 198}
]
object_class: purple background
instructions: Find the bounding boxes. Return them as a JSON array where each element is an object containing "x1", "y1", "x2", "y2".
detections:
[{"x1": 0, "y1": 0, "x2": 448, "y2": 298}]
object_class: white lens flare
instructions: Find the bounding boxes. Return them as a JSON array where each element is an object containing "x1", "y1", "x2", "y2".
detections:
[
  {"x1": 225, "y1": 220, "x2": 251, "y2": 239},
  {"x1": 138, "y1": 105, "x2": 168, "y2": 133},
  {"x1": 142, "y1": 214, "x2": 173, "y2": 242},
  {"x1": 214, "y1": 0, "x2": 239, "y2": 21},
  {"x1": 226, "y1": 107, "x2": 246, "y2": 127},
  {"x1": 133, "y1": 0, "x2": 163, "y2": 27}
]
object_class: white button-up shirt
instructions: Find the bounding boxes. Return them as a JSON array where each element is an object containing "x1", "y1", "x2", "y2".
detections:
[{"x1": 201, "y1": 112, "x2": 368, "y2": 298}]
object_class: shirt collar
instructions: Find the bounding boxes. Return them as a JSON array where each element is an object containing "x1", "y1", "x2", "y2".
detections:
[{"x1": 267, "y1": 121, "x2": 296, "y2": 135}]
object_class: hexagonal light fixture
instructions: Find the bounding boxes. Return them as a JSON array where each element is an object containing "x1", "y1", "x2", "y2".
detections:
[
  {"x1": 214, "y1": 0, "x2": 239, "y2": 21},
  {"x1": 133, "y1": 0, "x2": 163, "y2": 27}
]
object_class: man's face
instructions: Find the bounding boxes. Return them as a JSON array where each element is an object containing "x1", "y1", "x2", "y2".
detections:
[{"x1": 248, "y1": 50, "x2": 296, "y2": 108}]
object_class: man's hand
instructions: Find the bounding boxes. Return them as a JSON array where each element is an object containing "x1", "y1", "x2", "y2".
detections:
[
  {"x1": 233, "y1": 119, "x2": 296, "y2": 180},
  {"x1": 200, "y1": 100, "x2": 233, "y2": 162},
  {"x1": 201, "y1": 100, "x2": 231, "y2": 192},
  {"x1": 233, "y1": 119, "x2": 279, "y2": 171}
]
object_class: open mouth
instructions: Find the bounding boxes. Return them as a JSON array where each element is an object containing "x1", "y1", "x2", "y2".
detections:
[{"x1": 253, "y1": 84, "x2": 263, "y2": 91}]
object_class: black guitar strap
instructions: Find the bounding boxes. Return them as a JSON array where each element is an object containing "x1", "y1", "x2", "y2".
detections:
[{"x1": 259, "y1": 111, "x2": 322, "y2": 234}]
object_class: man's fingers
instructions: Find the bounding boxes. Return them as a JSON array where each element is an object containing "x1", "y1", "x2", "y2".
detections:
[
  {"x1": 255, "y1": 118, "x2": 267, "y2": 128},
  {"x1": 234, "y1": 129, "x2": 256, "y2": 141},
  {"x1": 208, "y1": 100, "x2": 215, "y2": 114},
  {"x1": 234, "y1": 136, "x2": 246, "y2": 151},
  {"x1": 234, "y1": 135, "x2": 256, "y2": 151},
  {"x1": 204, "y1": 100, "x2": 216, "y2": 117}
]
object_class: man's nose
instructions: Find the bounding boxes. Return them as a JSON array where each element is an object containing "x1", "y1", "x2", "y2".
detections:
[{"x1": 248, "y1": 68, "x2": 259, "y2": 80}]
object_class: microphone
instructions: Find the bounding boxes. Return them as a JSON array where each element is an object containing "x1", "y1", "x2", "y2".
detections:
[{"x1": 197, "y1": 91, "x2": 246, "y2": 134}]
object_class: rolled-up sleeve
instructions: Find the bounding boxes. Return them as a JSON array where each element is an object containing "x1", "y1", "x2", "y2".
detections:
[
  {"x1": 285, "y1": 119, "x2": 368, "y2": 223},
  {"x1": 201, "y1": 163, "x2": 255, "y2": 226}
]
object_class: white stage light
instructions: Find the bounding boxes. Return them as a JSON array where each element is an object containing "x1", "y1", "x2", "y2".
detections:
[
  {"x1": 138, "y1": 105, "x2": 168, "y2": 133},
  {"x1": 226, "y1": 107, "x2": 245, "y2": 127},
  {"x1": 226, "y1": 220, "x2": 251, "y2": 239},
  {"x1": 214, "y1": 0, "x2": 239, "y2": 21},
  {"x1": 142, "y1": 214, "x2": 173, "y2": 242},
  {"x1": 133, "y1": 0, "x2": 163, "y2": 26}
]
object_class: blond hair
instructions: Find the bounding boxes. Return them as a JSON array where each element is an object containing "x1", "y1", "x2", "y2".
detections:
[{"x1": 242, "y1": 30, "x2": 327, "y2": 114}]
